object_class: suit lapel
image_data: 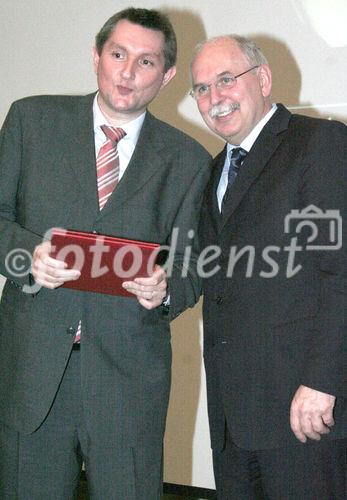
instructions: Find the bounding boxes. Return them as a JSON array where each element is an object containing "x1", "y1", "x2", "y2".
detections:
[
  {"x1": 219, "y1": 104, "x2": 291, "y2": 233},
  {"x1": 98, "y1": 112, "x2": 167, "y2": 215},
  {"x1": 56, "y1": 100, "x2": 170, "y2": 219},
  {"x1": 205, "y1": 147, "x2": 227, "y2": 235},
  {"x1": 61, "y1": 93, "x2": 99, "y2": 214}
]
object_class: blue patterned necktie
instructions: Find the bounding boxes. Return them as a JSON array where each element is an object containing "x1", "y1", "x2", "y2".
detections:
[{"x1": 221, "y1": 147, "x2": 247, "y2": 210}]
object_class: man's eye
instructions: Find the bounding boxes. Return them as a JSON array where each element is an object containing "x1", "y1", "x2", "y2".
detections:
[
  {"x1": 111, "y1": 51, "x2": 123, "y2": 59},
  {"x1": 197, "y1": 85, "x2": 209, "y2": 95},
  {"x1": 220, "y1": 75, "x2": 234, "y2": 85},
  {"x1": 141, "y1": 58, "x2": 154, "y2": 66}
]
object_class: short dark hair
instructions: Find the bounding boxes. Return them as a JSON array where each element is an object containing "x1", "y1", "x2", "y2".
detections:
[{"x1": 95, "y1": 7, "x2": 177, "y2": 72}]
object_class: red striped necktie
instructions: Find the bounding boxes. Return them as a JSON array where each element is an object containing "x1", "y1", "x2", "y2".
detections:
[
  {"x1": 97, "y1": 125, "x2": 126, "y2": 210},
  {"x1": 73, "y1": 125, "x2": 126, "y2": 344}
]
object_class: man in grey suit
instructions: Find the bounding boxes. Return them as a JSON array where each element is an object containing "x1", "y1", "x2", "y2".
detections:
[
  {"x1": 190, "y1": 35, "x2": 346, "y2": 498},
  {"x1": 0, "y1": 8, "x2": 211, "y2": 498}
]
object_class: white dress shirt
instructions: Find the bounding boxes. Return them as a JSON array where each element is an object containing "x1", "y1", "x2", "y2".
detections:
[
  {"x1": 93, "y1": 94, "x2": 145, "y2": 180},
  {"x1": 216, "y1": 104, "x2": 277, "y2": 211}
]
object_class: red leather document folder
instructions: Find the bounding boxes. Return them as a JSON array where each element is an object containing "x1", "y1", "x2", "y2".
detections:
[{"x1": 50, "y1": 228, "x2": 160, "y2": 297}]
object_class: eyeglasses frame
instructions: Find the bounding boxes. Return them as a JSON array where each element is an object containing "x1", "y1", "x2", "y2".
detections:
[{"x1": 190, "y1": 65, "x2": 260, "y2": 100}]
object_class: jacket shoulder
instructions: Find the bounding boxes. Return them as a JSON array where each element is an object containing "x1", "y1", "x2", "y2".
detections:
[
  {"x1": 10, "y1": 93, "x2": 93, "y2": 115},
  {"x1": 147, "y1": 113, "x2": 212, "y2": 161},
  {"x1": 289, "y1": 111, "x2": 346, "y2": 135}
]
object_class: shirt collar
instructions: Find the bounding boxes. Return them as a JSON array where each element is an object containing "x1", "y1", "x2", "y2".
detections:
[
  {"x1": 93, "y1": 93, "x2": 146, "y2": 146},
  {"x1": 227, "y1": 103, "x2": 277, "y2": 157}
]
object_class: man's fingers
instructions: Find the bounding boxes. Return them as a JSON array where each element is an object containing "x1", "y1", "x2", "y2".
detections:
[
  {"x1": 137, "y1": 296, "x2": 164, "y2": 310},
  {"x1": 300, "y1": 413, "x2": 322, "y2": 440},
  {"x1": 312, "y1": 421, "x2": 330, "y2": 436},
  {"x1": 122, "y1": 267, "x2": 167, "y2": 298},
  {"x1": 122, "y1": 268, "x2": 167, "y2": 309},
  {"x1": 32, "y1": 241, "x2": 80, "y2": 288},
  {"x1": 132, "y1": 265, "x2": 166, "y2": 285},
  {"x1": 310, "y1": 412, "x2": 331, "y2": 435},
  {"x1": 124, "y1": 280, "x2": 166, "y2": 291},
  {"x1": 34, "y1": 269, "x2": 80, "y2": 288},
  {"x1": 123, "y1": 282, "x2": 166, "y2": 300},
  {"x1": 321, "y1": 412, "x2": 335, "y2": 427},
  {"x1": 290, "y1": 409, "x2": 307, "y2": 443},
  {"x1": 33, "y1": 260, "x2": 80, "y2": 281},
  {"x1": 133, "y1": 276, "x2": 165, "y2": 287},
  {"x1": 34, "y1": 277, "x2": 64, "y2": 289},
  {"x1": 35, "y1": 244, "x2": 67, "y2": 269}
]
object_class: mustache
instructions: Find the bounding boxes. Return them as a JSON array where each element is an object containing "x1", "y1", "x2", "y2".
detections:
[{"x1": 209, "y1": 102, "x2": 240, "y2": 118}]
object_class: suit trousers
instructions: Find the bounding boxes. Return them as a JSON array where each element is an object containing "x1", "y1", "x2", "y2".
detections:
[
  {"x1": 0, "y1": 347, "x2": 163, "y2": 499},
  {"x1": 213, "y1": 428, "x2": 346, "y2": 500}
]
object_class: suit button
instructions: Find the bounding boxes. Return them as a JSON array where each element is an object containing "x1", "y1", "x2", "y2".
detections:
[
  {"x1": 216, "y1": 296, "x2": 223, "y2": 304},
  {"x1": 66, "y1": 326, "x2": 75, "y2": 335}
]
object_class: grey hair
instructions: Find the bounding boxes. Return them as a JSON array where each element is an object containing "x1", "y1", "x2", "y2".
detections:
[{"x1": 191, "y1": 34, "x2": 268, "y2": 70}]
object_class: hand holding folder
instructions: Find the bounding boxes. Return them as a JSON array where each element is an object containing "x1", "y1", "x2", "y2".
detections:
[{"x1": 50, "y1": 228, "x2": 160, "y2": 297}]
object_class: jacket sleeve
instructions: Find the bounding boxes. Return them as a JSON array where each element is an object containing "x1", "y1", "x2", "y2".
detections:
[
  {"x1": 299, "y1": 119, "x2": 346, "y2": 398},
  {"x1": 166, "y1": 146, "x2": 212, "y2": 321},
  {"x1": 0, "y1": 101, "x2": 43, "y2": 287}
]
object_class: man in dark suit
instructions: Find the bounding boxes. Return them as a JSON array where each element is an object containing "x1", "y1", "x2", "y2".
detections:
[
  {"x1": 190, "y1": 35, "x2": 346, "y2": 498},
  {"x1": 0, "y1": 8, "x2": 211, "y2": 498}
]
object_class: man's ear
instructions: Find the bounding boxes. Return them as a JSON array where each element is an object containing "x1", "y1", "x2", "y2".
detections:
[
  {"x1": 92, "y1": 47, "x2": 100, "y2": 75},
  {"x1": 258, "y1": 64, "x2": 272, "y2": 98},
  {"x1": 160, "y1": 65, "x2": 177, "y2": 89}
]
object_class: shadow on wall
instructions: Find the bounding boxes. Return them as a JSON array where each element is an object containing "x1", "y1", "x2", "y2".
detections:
[
  {"x1": 149, "y1": 8, "x2": 223, "y2": 156},
  {"x1": 253, "y1": 34, "x2": 324, "y2": 120},
  {"x1": 253, "y1": 35, "x2": 302, "y2": 109}
]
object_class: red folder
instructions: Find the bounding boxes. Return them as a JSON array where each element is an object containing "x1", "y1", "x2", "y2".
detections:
[{"x1": 50, "y1": 228, "x2": 160, "y2": 297}]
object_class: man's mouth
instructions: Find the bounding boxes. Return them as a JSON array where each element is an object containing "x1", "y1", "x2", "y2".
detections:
[
  {"x1": 209, "y1": 102, "x2": 240, "y2": 119},
  {"x1": 218, "y1": 109, "x2": 233, "y2": 118},
  {"x1": 117, "y1": 85, "x2": 133, "y2": 95}
]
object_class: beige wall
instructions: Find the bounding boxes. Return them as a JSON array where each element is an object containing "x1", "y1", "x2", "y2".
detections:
[{"x1": 1, "y1": 0, "x2": 346, "y2": 489}]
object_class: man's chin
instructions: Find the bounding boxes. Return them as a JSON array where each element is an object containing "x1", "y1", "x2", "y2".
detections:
[
  {"x1": 213, "y1": 122, "x2": 238, "y2": 140},
  {"x1": 105, "y1": 98, "x2": 139, "y2": 117}
]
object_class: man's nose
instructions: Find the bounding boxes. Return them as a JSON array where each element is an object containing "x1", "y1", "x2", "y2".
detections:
[
  {"x1": 121, "y1": 59, "x2": 136, "y2": 79},
  {"x1": 209, "y1": 85, "x2": 224, "y2": 105}
]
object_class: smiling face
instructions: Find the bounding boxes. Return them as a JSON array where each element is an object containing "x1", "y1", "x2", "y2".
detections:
[
  {"x1": 93, "y1": 19, "x2": 176, "y2": 124},
  {"x1": 191, "y1": 38, "x2": 272, "y2": 145}
]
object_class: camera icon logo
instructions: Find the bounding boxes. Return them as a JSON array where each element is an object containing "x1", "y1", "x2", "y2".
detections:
[{"x1": 284, "y1": 204, "x2": 342, "y2": 250}]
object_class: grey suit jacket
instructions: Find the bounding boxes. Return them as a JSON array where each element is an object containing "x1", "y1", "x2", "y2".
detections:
[
  {"x1": 200, "y1": 104, "x2": 346, "y2": 450},
  {"x1": 0, "y1": 93, "x2": 211, "y2": 446}
]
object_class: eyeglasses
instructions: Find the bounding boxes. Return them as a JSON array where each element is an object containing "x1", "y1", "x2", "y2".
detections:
[{"x1": 190, "y1": 65, "x2": 260, "y2": 101}]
